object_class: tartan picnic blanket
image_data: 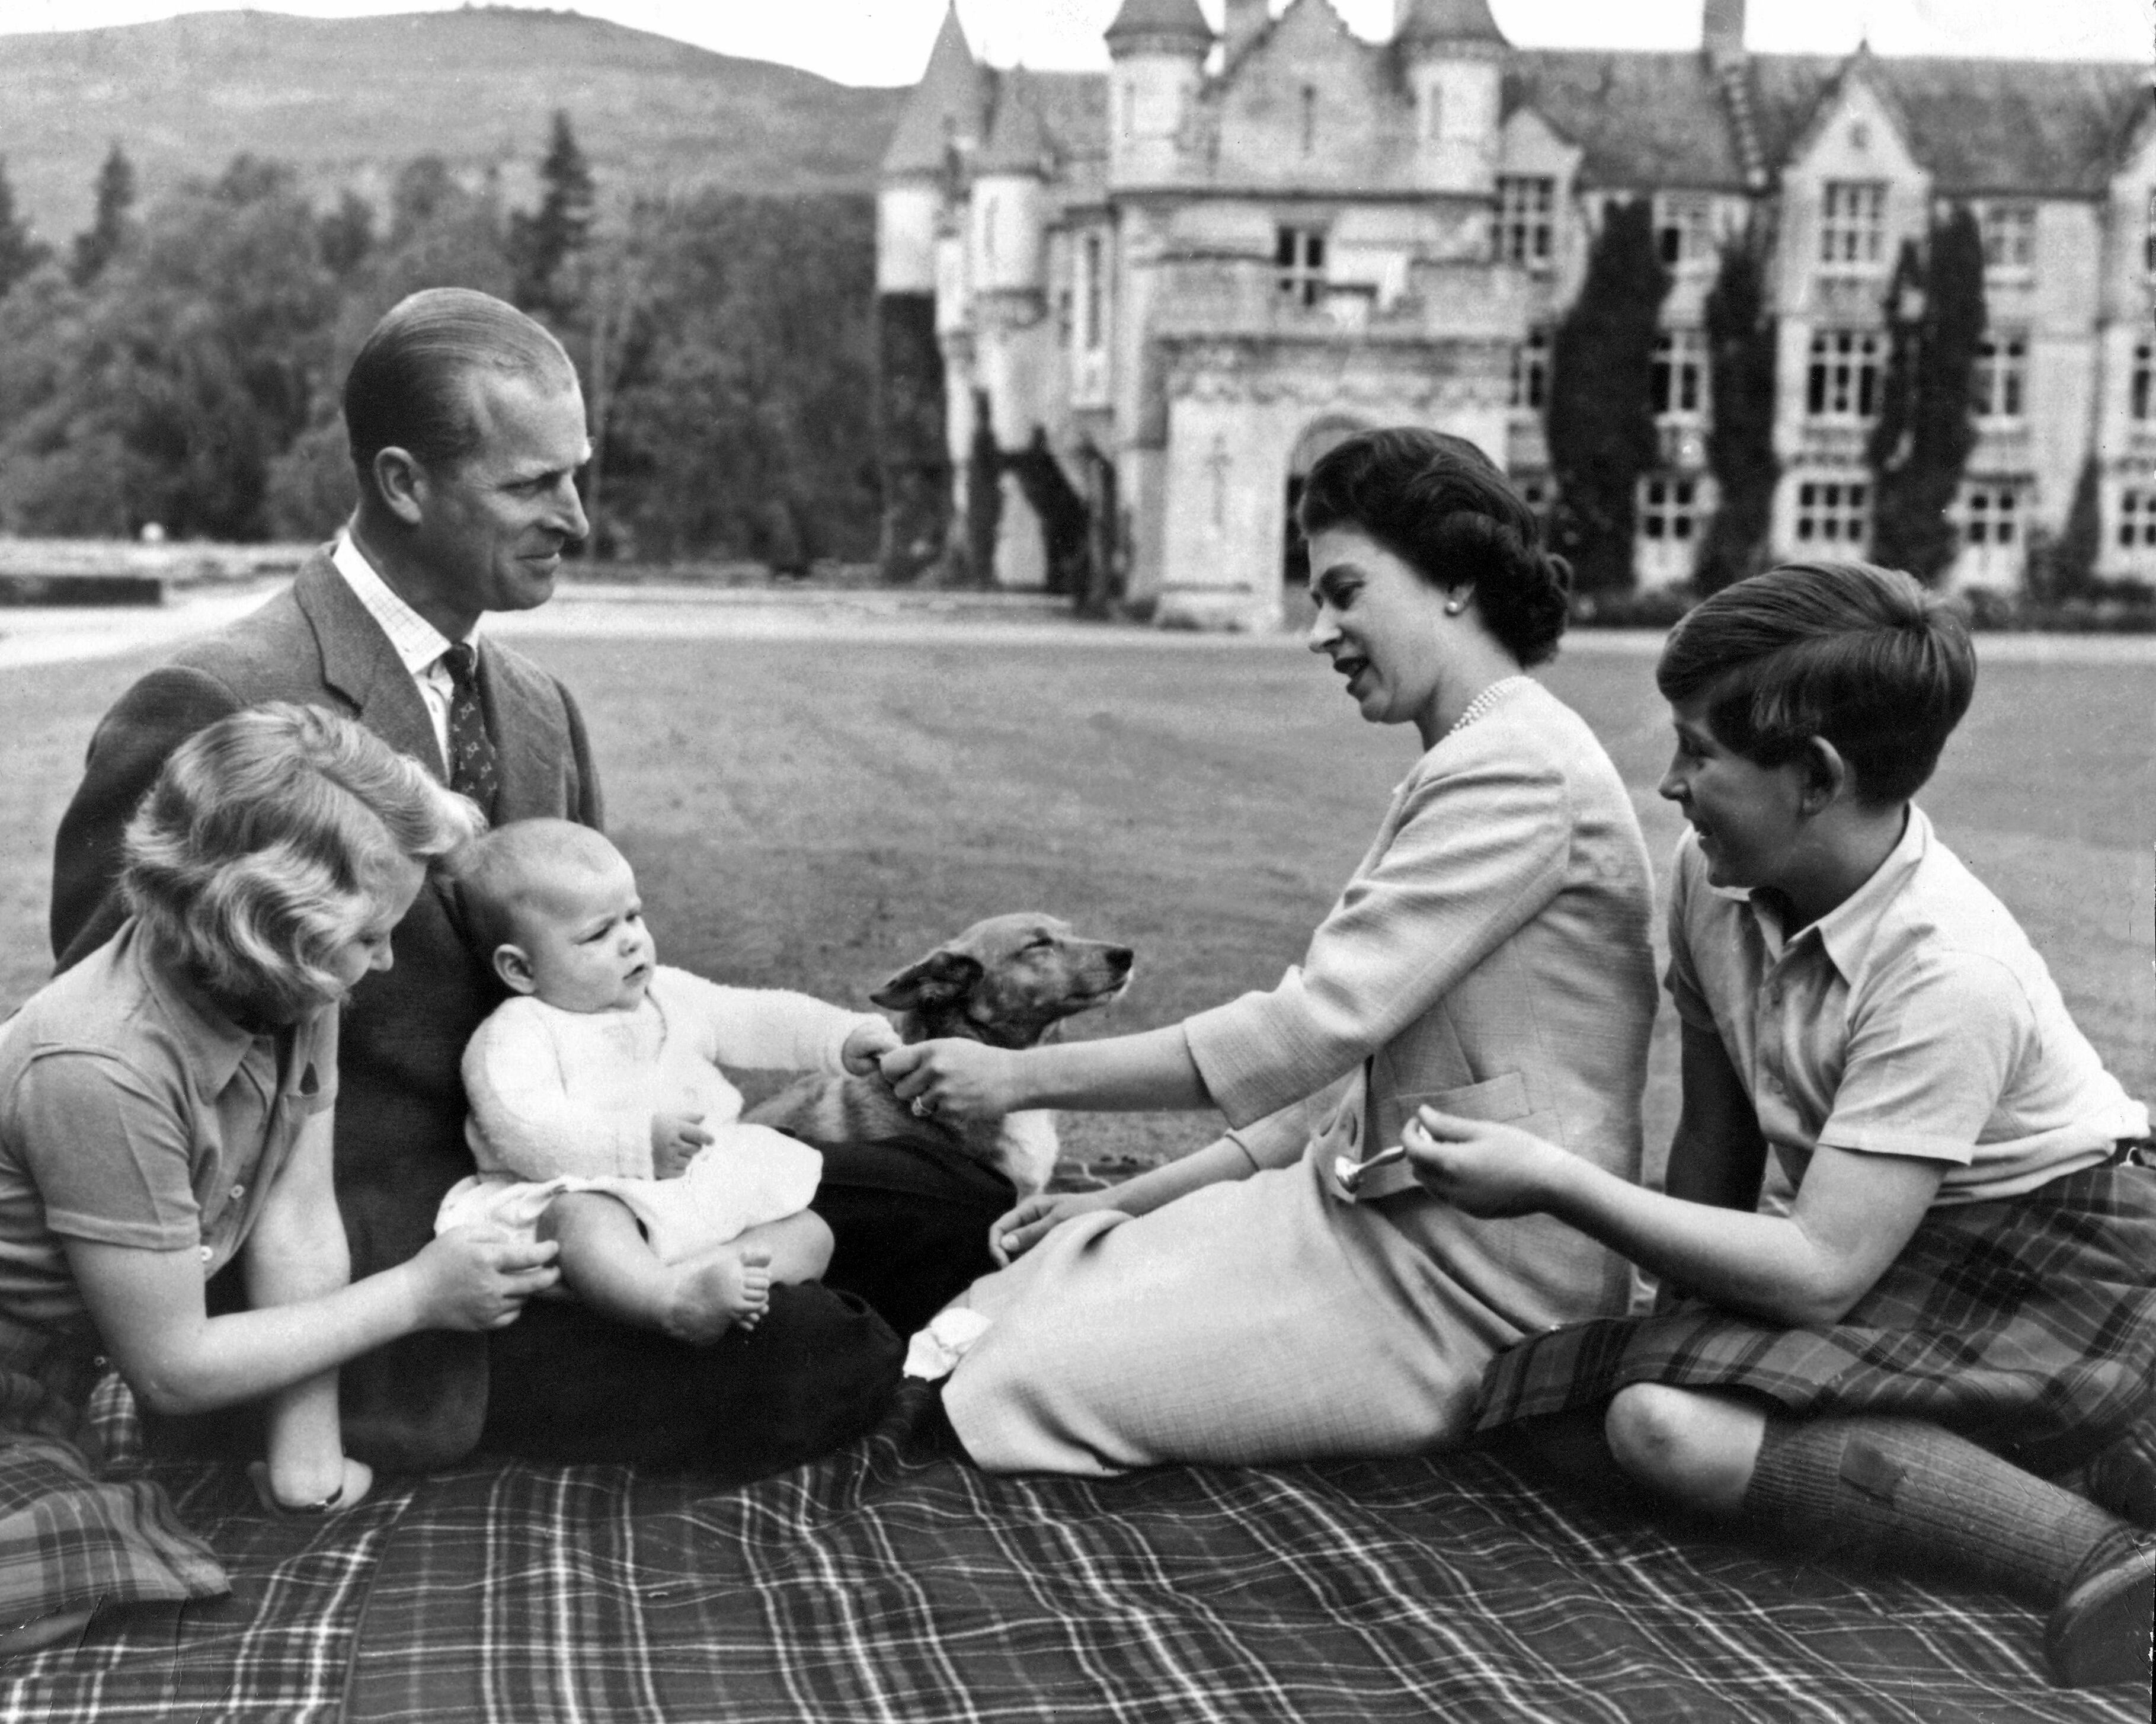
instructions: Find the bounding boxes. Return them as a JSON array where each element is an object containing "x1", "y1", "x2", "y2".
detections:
[{"x1": 1, "y1": 1382, "x2": 2144, "y2": 1722}]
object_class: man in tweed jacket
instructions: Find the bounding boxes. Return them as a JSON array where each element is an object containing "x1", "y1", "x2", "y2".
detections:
[{"x1": 49, "y1": 290, "x2": 898, "y2": 1474}]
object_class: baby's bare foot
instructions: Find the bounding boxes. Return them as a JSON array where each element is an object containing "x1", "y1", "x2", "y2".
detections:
[{"x1": 661, "y1": 1248, "x2": 772, "y2": 1345}]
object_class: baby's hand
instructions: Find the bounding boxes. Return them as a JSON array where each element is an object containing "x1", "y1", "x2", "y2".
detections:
[
  {"x1": 842, "y1": 1017, "x2": 903, "y2": 1076},
  {"x1": 651, "y1": 1112, "x2": 714, "y2": 1178}
]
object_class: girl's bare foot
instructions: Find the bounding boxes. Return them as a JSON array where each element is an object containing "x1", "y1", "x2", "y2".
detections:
[{"x1": 661, "y1": 1247, "x2": 772, "y2": 1345}]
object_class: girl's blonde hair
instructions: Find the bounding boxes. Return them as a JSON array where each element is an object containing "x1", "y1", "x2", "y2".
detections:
[{"x1": 121, "y1": 703, "x2": 484, "y2": 1021}]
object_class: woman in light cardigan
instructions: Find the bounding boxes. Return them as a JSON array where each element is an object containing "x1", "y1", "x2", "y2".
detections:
[{"x1": 881, "y1": 428, "x2": 1660, "y2": 1473}]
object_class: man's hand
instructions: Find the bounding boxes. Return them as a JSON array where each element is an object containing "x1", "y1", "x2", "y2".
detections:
[
  {"x1": 651, "y1": 1111, "x2": 714, "y2": 1178},
  {"x1": 1400, "y1": 1108, "x2": 1569, "y2": 1218},
  {"x1": 409, "y1": 1226, "x2": 561, "y2": 1329},
  {"x1": 879, "y1": 1039, "x2": 1025, "y2": 1124},
  {"x1": 841, "y1": 1018, "x2": 903, "y2": 1077}
]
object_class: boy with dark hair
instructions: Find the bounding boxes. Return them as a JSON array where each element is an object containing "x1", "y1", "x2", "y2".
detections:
[{"x1": 1405, "y1": 560, "x2": 2155, "y2": 1687}]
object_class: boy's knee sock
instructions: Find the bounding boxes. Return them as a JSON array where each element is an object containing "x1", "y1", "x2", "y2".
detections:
[{"x1": 1741, "y1": 1415, "x2": 2137, "y2": 1608}]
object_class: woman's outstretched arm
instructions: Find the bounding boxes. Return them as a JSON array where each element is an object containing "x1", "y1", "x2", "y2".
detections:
[{"x1": 881, "y1": 1022, "x2": 1213, "y2": 1119}]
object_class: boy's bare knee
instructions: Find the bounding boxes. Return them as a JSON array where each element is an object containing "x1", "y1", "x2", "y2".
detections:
[
  {"x1": 1607, "y1": 1386, "x2": 1710, "y2": 1489},
  {"x1": 538, "y1": 1191, "x2": 628, "y2": 1248},
  {"x1": 1605, "y1": 1384, "x2": 1761, "y2": 1514}
]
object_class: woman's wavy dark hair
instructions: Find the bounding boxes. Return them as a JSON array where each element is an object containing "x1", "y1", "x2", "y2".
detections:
[
  {"x1": 122, "y1": 704, "x2": 484, "y2": 1022},
  {"x1": 1656, "y1": 558, "x2": 1975, "y2": 805},
  {"x1": 1297, "y1": 427, "x2": 1570, "y2": 667}
]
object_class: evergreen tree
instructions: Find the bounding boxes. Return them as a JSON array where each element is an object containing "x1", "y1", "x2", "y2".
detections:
[
  {"x1": 0, "y1": 155, "x2": 50, "y2": 301},
  {"x1": 1866, "y1": 205, "x2": 1985, "y2": 585},
  {"x1": 1696, "y1": 216, "x2": 1780, "y2": 593},
  {"x1": 511, "y1": 110, "x2": 596, "y2": 316},
  {"x1": 2030, "y1": 456, "x2": 2100, "y2": 602},
  {"x1": 71, "y1": 143, "x2": 137, "y2": 289},
  {"x1": 1545, "y1": 197, "x2": 1671, "y2": 593},
  {"x1": 316, "y1": 190, "x2": 376, "y2": 280}
]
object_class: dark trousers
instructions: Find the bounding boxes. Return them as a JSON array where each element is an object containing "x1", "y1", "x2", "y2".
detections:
[
  {"x1": 151, "y1": 1138, "x2": 1003, "y2": 1480},
  {"x1": 810, "y1": 1134, "x2": 1012, "y2": 1339}
]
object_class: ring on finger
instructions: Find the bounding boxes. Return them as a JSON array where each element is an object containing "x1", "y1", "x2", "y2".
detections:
[{"x1": 910, "y1": 1095, "x2": 937, "y2": 1120}]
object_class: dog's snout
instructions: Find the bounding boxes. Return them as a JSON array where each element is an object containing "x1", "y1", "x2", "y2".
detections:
[{"x1": 1106, "y1": 946, "x2": 1134, "y2": 975}]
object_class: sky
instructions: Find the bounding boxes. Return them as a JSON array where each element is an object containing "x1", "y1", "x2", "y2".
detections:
[{"x1": 0, "y1": 0, "x2": 2145, "y2": 86}]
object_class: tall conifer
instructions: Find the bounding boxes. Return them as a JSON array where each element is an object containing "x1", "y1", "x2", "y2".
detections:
[{"x1": 1545, "y1": 198, "x2": 1671, "y2": 593}]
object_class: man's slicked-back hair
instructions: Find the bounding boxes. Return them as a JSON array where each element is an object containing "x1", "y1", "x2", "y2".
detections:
[
  {"x1": 343, "y1": 287, "x2": 575, "y2": 496},
  {"x1": 1656, "y1": 559, "x2": 1976, "y2": 805},
  {"x1": 1298, "y1": 426, "x2": 1572, "y2": 667}
]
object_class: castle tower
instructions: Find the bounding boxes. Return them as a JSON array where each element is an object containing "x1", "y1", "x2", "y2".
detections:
[
  {"x1": 1396, "y1": 0, "x2": 1508, "y2": 197},
  {"x1": 874, "y1": 4, "x2": 984, "y2": 581},
  {"x1": 1104, "y1": 0, "x2": 1213, "y2": 190},
  {"x1": 878, "y1": 3, "x2": 985, "y2": 294},
  {"x1": 969, "y1": 74, "x2": 1058, "y2": 589}
]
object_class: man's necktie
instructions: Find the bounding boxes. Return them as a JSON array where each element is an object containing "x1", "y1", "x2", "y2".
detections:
[{"x1": 442, "y1": 642, "x2": 501, "y2": 813}]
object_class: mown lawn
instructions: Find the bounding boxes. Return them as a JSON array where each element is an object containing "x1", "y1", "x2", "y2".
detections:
[{"x1": 4, "y1": 626, "x2": 2149, "y2": 1183}]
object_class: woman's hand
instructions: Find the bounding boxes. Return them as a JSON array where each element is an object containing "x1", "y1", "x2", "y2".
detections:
[
  {"x1": 841, "y1": 1018, "x2": 903, "y2": 1076},
  {"x1": 408, "y1": 1226, "x2": 561, "y2": 1330},
  {"x1": 988, "y1": 1188, "x2": 1115, "y2": 1266},
  {"x1": 879, "y1": 1039, "x2": 1026, "y2": 1124},
  {"x1": 1401, "y1": 1107, "x2": 1572, "y2": 1218}
]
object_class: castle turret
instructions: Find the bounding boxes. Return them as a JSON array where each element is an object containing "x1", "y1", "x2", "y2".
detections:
[
  {"x1": 878, "y1": 3, "x2": 985, "y2": 293},
  {"x1": 1396, "y1": 0, "x2": 1507, "y2": 197},
  {"x1": 971, "y1": 73, "x2": 1051, "y2": 296},
  {"x1": 1104, "y1": 0, "x2": 1212, "y2": 190},
  {"x1": 1221, "y1": 0, "x2": 1269, "y2": 66}
]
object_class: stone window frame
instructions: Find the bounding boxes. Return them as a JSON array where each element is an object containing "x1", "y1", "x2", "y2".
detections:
[
  {"x1": 1655, "y1": 192, "x2": 1717, "y2": 271},
  {"x1": 1805, "y1": 327, "x2": 1885, "y2": 421},
  {"x1": 1818, "y1": 180, "x2": 1889, "y2": 272},
  {"x1": 1637, "y1": 473, "x2": 1710, "y2": 545},
  {"x1": 1971, "y1": 330, "x2": 2029, "y2": 423},
  {"x1": 1275, "y1": 225, "x2": 1329, "y2": 309},
  {"x1": 1651, "y1": 327, "x2": 1710, "y2": 423},
  {"x1": 1493, "y1": 176, "x2": 1556, "y2": 271},
  {"x1": 1979, "y1": 201, "x2": 2037, "y2": 282},
  {"x1": 1510, "y1": 325, "x2": 1550, "y2": 411},
  {"x1": 1792, "y1": 476, "x2": 1872, "y2": 550},
  {"x1": 1955, "y1": 480, "x2": 2023, "y2": 548},
  {"x1": 2115, "y1": 485, "x2": 2156, "y2": 551}
]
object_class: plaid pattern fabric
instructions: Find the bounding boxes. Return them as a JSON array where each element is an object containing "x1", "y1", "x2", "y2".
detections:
[
  {"x1": 2, "y1": 1382, "x2": 2145, "y2": 1721},
  {"x1": 1477, "y1": 1165, "x2": 2156, "y2": 1479},
  {"x1": 0, "y1": 1351, "x2": 227, "y2": 1629}
]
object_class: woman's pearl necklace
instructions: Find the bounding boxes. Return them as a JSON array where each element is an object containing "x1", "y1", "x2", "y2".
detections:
[{"x1": 1444, "y1": 676, "x2": 1530, "y2": 740}]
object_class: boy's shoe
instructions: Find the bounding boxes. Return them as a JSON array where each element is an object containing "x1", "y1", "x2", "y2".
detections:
[{"x1": 2045, "y1": 1536, "x2": 2155, "y2": 1687}]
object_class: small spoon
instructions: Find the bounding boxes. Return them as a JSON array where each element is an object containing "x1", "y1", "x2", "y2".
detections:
[{"x1": 1334, "y1": 1142, "x2": 1406, "y2": 1193}]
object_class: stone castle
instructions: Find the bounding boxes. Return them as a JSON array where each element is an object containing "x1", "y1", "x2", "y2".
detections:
[{"x1": 874, "y1": 0, "x2": 2156, "y2": 626}]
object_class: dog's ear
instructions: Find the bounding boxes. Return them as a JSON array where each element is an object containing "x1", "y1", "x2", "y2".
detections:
[{"x1": 872, "y1": 949, "x2": 984, "y2": 1010}]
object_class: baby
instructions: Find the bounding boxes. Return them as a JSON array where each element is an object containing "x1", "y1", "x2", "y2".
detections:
[{"x1": 434, "y1": 820, "x2": 900, "y2": 1344}]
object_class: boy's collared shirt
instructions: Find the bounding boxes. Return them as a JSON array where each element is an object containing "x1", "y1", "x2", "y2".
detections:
[{"x1": 1666, "y1": 805, "x2": 2146, "y2": 1204}]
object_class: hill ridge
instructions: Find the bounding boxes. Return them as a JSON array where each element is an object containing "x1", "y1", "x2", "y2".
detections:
[{"x1": 0, "y1": 7, "x2": 906, "y2": 244}]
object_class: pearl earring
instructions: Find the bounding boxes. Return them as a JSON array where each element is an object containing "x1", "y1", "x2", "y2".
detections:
[{"x1": 1443, "y1": 599, "x2": 1466, "y2": 616}]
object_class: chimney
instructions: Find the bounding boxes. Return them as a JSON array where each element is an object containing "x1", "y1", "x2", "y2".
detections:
[
  {"x1": 1223, "y1": 0, "x2": 1268, "y2": 65},
  {"x1": 1703, "y1": 0, "x2": 1745, "y2": 65}
]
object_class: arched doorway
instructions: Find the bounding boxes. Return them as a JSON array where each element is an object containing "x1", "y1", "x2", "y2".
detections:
[{"x1": 1282, "y1": 415, "x2": 1370, "y2": 590}]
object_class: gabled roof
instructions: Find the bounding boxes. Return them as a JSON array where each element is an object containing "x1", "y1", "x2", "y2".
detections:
[
  {"x1": 881, "y1": 4, "x2": 987, "y2": 177},
  {"x1": 1103, "y1": 0, "x2": 1213, "y2": 50},
  {"x1": 1748, "y1": 55, "x2": 2149, "y2": 196},
  {"x1": 1504, "y1": 52, "x2": 1749, "y2": 190},
  {"x1": 1396, "y1": 0, "x2": 1509, "y2": 48},
  {"x1": 977, "y1": 70, "x2": 1053, "y2": 177}
]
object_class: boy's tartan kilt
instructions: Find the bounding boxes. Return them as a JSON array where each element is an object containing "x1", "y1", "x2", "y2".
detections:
[{"x1": 1474, "y1": 1163, "x2": 2156, "y2": 1477}]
